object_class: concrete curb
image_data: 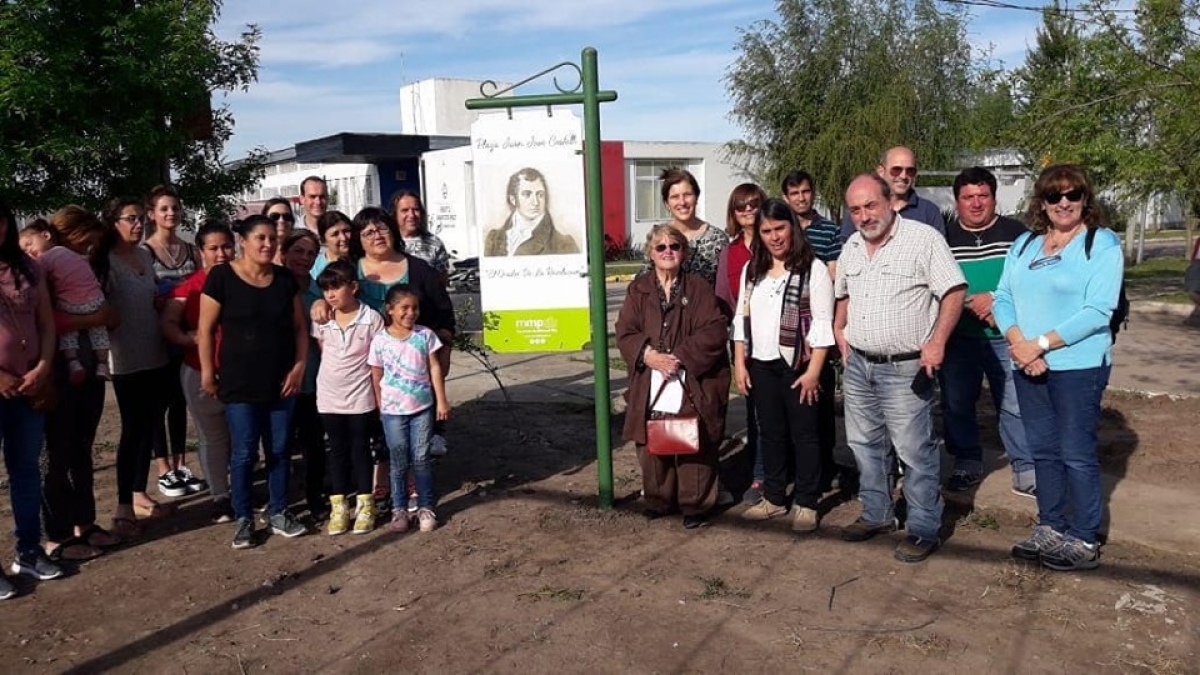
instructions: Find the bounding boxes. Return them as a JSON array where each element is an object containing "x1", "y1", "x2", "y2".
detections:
[
  {"x1": 1132, "y1": 300, "x2": 1195, "y2": 317},
  {"x1": 604, "y1": 274, "x2": 637, "y2": 283}
]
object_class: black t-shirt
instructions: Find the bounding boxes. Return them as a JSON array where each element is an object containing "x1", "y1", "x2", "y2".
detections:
[{"x1": 202, "y1": 263, "x2": 298, "y2": 404}]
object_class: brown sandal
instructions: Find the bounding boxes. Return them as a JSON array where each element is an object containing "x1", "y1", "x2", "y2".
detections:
[
  {"x1": 133, "y1": 501, "x2": 174, "y2": 518},
  {"x1": 111, "y1": 517, "x2": 142, "y2": 539}
]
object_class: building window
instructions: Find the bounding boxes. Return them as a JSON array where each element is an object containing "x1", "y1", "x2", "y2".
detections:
[{"x1": 632, "y1": 160, "x2": 691, "y2": 223}]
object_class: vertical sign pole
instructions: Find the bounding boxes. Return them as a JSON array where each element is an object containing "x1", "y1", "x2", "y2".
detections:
[{"x1": 581, "y1": 48, "x2": 614, "y2": 510}]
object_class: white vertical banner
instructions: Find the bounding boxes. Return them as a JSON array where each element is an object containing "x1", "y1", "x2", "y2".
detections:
[{"x1": 471, "y1": 110, "x2": 590, "y2": 352}]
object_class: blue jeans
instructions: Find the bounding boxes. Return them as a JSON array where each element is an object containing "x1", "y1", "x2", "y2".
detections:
[
  {"x1": 1013, "y1": 365, "x2": 1109, "y2": 543},
  {"x1": 382, "y1": 409, "x2": 435, "y2": 510},
  {"x1": 940, "y1": 336, "x2": 1032, "y2": 487},
  {"x1": 843, "y1": 352, "x2": 943, "y2": 541},
  {"x1": 1, "y1": 396, "x2": 45, "y2": 555},
  {"x1": 225, "y1": 398, "x2": 296, "y2": 520}
]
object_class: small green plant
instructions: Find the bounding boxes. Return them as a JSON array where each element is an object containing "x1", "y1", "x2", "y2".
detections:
[
  {"x1": 519, "y1": 587, "x2": 586, "y2": 602},
  {"x1": 695, "y1": 575, "x2": 751, "y2": 601}
]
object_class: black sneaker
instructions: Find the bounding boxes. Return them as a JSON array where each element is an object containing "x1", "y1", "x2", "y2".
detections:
[
  {"x1": 178, "y1": 466, "x2": 209, "y2": 495},
  {"x1": 1040, "y1": 535, "x2": 1100, "y2": 571},
  {"x1": 210, "y1": 497, "x2": 234, "y2": 524},
  {"x1": 157, "y1": 471, "x2": 189, "y2": 498},
  {"x1": 0, "y1": 574, "x2": 16, "y2": 600},
  {"x1": 1011, "y1": 525, "x2": 1063, "y2": 562},
  {"x1": 947, "y1": 470, "x2": 983, "y2": 492},
  {"x1": 231, "y1": 518, "x2": 256, "y2": 549},
  {"x1": 11, "y1": 550, "x2": 64, "y2": 580},
  {"x1": 841, "y1": 517, "x2": 897, "y2": 542},
  {"x1": 269, "y1": 512, "x2": 306, "y2": 538}
]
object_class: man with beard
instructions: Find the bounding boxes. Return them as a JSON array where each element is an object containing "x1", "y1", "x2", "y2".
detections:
[
  {"x1": 484, "y1": 167, "x2": 580, "y2": 256},
  {"x1": 840, "y1": 146, "x2": 944, "y2": 242},
  {"x1": 833, "y1": 174, "x2": 965, "y2": 563},
  {"x1": 940, "y1": 167, "x2": 1033, "y2": 495}
]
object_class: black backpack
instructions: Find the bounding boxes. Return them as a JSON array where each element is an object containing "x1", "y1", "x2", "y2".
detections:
[{"x1": 1018, "y1": 228, "x2": 1129, "y2": 340}]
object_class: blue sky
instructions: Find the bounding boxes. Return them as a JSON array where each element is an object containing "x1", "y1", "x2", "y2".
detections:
[{"x1": 215, "y1": 0, "x2": 1047, "y2": 160}]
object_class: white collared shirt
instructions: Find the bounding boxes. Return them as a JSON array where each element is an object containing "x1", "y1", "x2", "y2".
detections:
[
  {"x1": 311, "y1": 303, "x2": 386, "y2": 414},
  {"x1": 505, "y1": 212, "x2": 544, "y2": 255}
]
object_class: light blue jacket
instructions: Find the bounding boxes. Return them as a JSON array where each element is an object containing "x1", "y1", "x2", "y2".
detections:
[{"x1": 993, "y1": 228, "x2": 1123, "y2": 371}]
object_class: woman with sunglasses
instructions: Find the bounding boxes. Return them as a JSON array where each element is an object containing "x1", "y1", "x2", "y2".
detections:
[
  {"x1": 616, "y1": 225, "x2": 731, "y2": 529},
  {"x1": 993, "y1": 163, "x2": 1123, "y2": 572},
  {"x1": 714, "y1": 184, "x2": 769, "y2": 504},
  {"x1": 262, "y1": 198, "x2": 297, "y2": 265},
  {"x1": 658, "y1": 168, "x2": 727, "y2": 287},
  {"x1": 733, "y1": 199, "x2": 834, "y2": 532}
]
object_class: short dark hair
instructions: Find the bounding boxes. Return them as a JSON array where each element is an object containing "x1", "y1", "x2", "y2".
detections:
[
  {"x1": 300, "y1": 176, "x2": 327, "y2": 196},
  {"x1": 235, "y1": 214, "x2": 273, "y2": 238},
  {"x1": 195, "y1": 220, "x2": 233, "y2": 248},
  {"x1": 659, "y1": 167, "x2": 700, "y2": 203},
  {"x1": 780, "y1": 170, "x2": 815, "y2": 194},
  {"x1": 506, "y1": 168, "x2": 548, "y2": 208},
  {"x1": 282, "y1": 229, "x2": 319, "y2": 253},
  {"x1": 318, "y1": 210, "x2": 352, "y2": 242},
  {"x1": 381, "y1": 283, "x2": 420, "y2": 325},
  {"x1": 952, "y1": 167, "x2": 998, "y2": 200},
  {"x1": 350, "y1": 206, "x2": 402, "y2": 259},
  {"x1": 261, "y1": 197, "x2": 295, "y2": 217},
  {"x1": 316, "y1": 259, "x2": 358, "y2": 291}
]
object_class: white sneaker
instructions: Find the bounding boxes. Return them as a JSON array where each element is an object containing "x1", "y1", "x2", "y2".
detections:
[
  {"x1": 430, "y1": 434, "x2": 448, "y2": 457},
  {"x1": 417, "y1": 507, "x2": 438, "y2": 533}
]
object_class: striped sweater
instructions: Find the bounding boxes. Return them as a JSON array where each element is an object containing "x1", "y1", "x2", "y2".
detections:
[{"x1": 944, "y1": 215, "x2": 1028, "y2": 340}]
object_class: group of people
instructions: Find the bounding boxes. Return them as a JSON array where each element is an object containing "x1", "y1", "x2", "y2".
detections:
[
  {"x1": 619, "y1": 150, "x2": 1123, "y2": 571},
  {"x1": 0, "y1": 176, "x2": 457, "y2": 598}
]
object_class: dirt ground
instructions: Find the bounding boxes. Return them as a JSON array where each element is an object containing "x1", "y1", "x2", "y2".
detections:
[{"x1": 0, "y1": 387, "x2": 1197, "y2": 673}]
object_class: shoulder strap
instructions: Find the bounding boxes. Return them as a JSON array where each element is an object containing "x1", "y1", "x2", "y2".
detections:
[
  {"x1": 1084, "y1": 227, "x2": 1097, "y2": 260},
  {"x1": 1017, "y1": 231, "x2": 1040, "y2": 257},
  {"x1": 648, "y1": 371, "x2": 701, "y2": 412}
]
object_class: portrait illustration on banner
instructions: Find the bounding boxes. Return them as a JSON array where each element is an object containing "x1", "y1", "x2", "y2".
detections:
[{"x1": 483, "y1": 166, "x2": 581, "y2": 256}]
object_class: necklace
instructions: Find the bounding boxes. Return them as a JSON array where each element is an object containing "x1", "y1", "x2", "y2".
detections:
[
  {"x1": 1046, "y1": 226, "x2": 1083, "y2": 253},
  {"x1": 961, "y1": 217, "x2": 997, "y2": 247}
]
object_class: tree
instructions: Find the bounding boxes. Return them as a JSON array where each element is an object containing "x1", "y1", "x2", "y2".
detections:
[
  {"x1": 1010, "y1": 0, "x2": 1200, "y2": 224},
  {"x1": 0, "y1": 0, "x2": 265, "y2": 216},
  {"x1": 725, "y1": 0, "x2": 1003, "y2": 209}
]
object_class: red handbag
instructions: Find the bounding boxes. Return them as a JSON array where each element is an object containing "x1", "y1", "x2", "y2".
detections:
[{"x1": 645, "y1": 376, "x2": 701, "y2": 456}]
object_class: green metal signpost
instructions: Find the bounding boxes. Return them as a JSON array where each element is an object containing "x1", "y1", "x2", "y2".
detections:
[{"x1": 465, "y1": 47, "x2": 620, "y2": 509}]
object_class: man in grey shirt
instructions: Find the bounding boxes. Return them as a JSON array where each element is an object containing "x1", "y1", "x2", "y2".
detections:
[{"x1": 834, "y1": 174, "x2": 966, "y2": 563}]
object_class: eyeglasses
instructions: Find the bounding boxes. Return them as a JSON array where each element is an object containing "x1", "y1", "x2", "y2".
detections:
[
  {"x1": 889, "y1": 166, "x2": 918, "y2": 178},
  {"x1": 1044, "y1": 189, "x2": 1084, "y2": 205},
  {"x1": 116, "y1": 215, "x2": 142, "y2": 224},
  {"x1": 654, "y1": 243, "x2": 683, "y2": 253},
  {"x1": 360, "y1": 227, "x2": 389, "y2": 239},
  {"x1": 268, "y1": 212, "x2": 295, "y2": 223},
  {"x1": 734, "y1": 199, "x2": 761, "y2": 212},
  {"x1": 1029, "y1": 254, "x2": 1062, "y2": 270}
]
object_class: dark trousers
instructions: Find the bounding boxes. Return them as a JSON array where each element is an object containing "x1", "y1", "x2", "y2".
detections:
[
  {"x1": 749, "y1": 359, "x2": 822, "y2": 509},
  {"x1": 816, "y1": 358, "x2": 838, "y2": 487},
  {"x1": 113, "y1": 367, "x2": 167, "y2": 504},
  {"x1": 292, "y1": 392, "x2": 326, "y2": 511},
  {"x1": 152, "y1": 355, "x2": 188, "y2": 460},
  {"x1": 42, "y1": 370, "x2": 105, "y2": 541},
  {"x1": 322, "y1": 412, "x2": 375, "y2": 497}
]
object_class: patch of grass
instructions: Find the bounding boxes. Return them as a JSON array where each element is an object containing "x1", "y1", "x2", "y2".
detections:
[
  {"x1": 695, "y1": 575, "x2": 751, "y2": 601},
  {"x1": 1125, "y1": 257, "x2": 1188, "y2": 280},
  {"x1": 605, "y1": 262, "x2": 643, "y2": 277},
  {"x1": 963, "y1": 512, "x2": 1000, "y2": 531},
  {"x1": 1144, "y1": 292, "x2": 1193, "y2": 305},
  {"x1": 518, "y1": 586, "x2": 586, "y2": 602}
]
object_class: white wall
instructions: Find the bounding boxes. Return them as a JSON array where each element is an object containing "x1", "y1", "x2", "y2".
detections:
[
  {"x1": 400, "y1": 79, "x2": 513, "y2": 137},
  {"x1": 249, "y1": 162, "x2": 380, "y2": 220},
  {"x1": 621, "y1": 141, "x2": 746, "y2": 244},
  {"x1": 420, "y1": 145, "x2": 478, "y2": 259}
]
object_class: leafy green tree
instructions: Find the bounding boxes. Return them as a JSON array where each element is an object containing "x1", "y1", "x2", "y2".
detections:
[
  {"x1": 725, "y1": 0, "x2": 1003, "y2": 209},
  {"x1": 0, "y1": 0, "x2": 265, "y2": 216},
  {"x1": 1011, "y1": 0, "x2": 1200, "y2": 222}
]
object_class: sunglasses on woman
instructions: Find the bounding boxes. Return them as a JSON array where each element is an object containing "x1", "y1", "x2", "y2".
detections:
[
  {"x1": 268, "y1": 212, "x2": 296, "y2": 222},
  {"x1": 734, "y1": 199, "x2": 761, "y2": 211},
  {"x1": 654, "y1": 243, "x2": 683, "y2": 253},
  {"x1": 1044, "y1": 189, "x2": 1083, "y2": 205}
]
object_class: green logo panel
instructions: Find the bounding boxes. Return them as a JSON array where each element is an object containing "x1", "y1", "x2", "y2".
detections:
[{"x1": 483, "y1": 308, "x2": 591, "y2": 352}]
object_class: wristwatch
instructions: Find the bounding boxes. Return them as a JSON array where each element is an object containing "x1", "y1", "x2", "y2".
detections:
[{"x1": 1036, "y1": 334, "x2": 1051, "y2": 352}]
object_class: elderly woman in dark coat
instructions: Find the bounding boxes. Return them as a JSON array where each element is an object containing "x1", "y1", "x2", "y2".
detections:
[{"x1": 616, "y1": 224, "x2": 731, "y2": 529}]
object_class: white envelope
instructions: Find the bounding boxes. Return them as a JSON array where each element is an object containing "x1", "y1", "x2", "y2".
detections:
[{"x1": 650, "y1": 369, "x2": 686, "y2": 414}]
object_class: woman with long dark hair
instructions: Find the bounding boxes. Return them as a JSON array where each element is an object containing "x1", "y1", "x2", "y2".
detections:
[
  {"x1": 732, "y1": 199, "x2": 834, "y2": 533},
  {"x1": 0, "y1": 201, "x2": 63, "y2": 596},
  {"x1": 262, "y1": 197, "x2": 296, "y2": 266}
]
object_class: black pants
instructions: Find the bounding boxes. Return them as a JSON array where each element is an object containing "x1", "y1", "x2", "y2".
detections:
[
  {"x1": 113, "y1": 367, "x2": 168, "y2": 504},
  {"x1": 151, "y1": 354, "x2": 188, "y2": 460},
  {"x1": 321, "y1": 412, "x2": 375, "y2": 496},
  {"x1": 292, "y1": 392, "x2": 326, "y2": 511},
  {"x1": 749, "y1": 358, "x2": 821, "y2": 509},
  {"x1": 41, "y1": 366, "x2": 106, "y2": 541},
  {"x1": 816, "y1": 358, "x2": 837, "y2": 487}
]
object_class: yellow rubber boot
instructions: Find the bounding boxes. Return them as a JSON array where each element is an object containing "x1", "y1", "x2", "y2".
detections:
[
  {"x1": 353, "y1": 494, "x2": 376, "y2": 534},
  {"x1": 327, "y1": 495, "x2": 349, "y2": 535}
]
